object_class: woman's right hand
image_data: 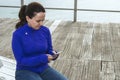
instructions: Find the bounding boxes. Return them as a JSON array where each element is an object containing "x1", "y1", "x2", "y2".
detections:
[{"x1": 46, "y1": 54, "x2": 53, "y2": 62}]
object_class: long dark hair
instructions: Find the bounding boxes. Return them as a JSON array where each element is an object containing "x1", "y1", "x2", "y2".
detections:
[{"x1": 16, "y1": 2, "x2": 45, "y2": 29}]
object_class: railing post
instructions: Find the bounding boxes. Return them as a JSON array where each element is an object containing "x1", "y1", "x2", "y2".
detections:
[
  {"x1": 21, "y1": 0, "x2": 24, "y2": 6},
  {"x1": 74, "y1": 0, "x2": 77, "y2": 22}
]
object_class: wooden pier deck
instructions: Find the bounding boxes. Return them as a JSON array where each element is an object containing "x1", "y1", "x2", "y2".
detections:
[{"x1": 0, "y1": 18, "x2": 120, "y2": 80}]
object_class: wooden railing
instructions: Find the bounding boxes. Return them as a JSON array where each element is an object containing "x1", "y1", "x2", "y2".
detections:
[{"x1": 0, "y1": 0, "x2": 120, "y2": 22}]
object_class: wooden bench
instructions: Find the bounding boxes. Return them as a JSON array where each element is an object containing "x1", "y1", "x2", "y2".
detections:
[
  {"x1": 0, "y1": 59, "x2": 3, "y2": 68},
  {"x1": 0, "y1": 56, "x2": 16, "y2": 80}
]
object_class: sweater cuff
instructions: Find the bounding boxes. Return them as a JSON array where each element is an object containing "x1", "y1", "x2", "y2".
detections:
[
  {"x1": 40, "y1": 54, "x2": 49, "y2": 64},
  {"x1": 48, "y1": 50, "x2": 54, "y2": 55}
]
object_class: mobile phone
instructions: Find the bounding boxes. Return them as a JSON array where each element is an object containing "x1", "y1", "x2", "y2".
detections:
[
  {"x1": 56, "y1": 51, "x2": 62, "y2": 54},
  {"x1": 52, "y1": 51, "x2": 62, "y2": 60},
  {"x1": 52, "y1": 51, "x2": 62, "y2": 54}
]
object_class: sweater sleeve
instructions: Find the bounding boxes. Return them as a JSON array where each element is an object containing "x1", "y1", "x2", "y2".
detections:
[
  {"x1": 12, "y1": 32, "x2": 49, "y2": 67},
  {"x1": 47, "y1": 28, "x2": 54, "y2": 55}
]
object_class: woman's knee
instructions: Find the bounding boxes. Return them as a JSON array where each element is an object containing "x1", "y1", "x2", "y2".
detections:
[
  {"x1": 40, "y1": 67, "x2": 68, "y2": 80},
  {"x1": 15, "y1": 70, "x2": 43, "y2": 80}
]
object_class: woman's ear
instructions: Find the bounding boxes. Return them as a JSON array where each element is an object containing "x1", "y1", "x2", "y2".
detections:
[{"x1": 26, "y1": 16, "x2": 30, "y2": 22}]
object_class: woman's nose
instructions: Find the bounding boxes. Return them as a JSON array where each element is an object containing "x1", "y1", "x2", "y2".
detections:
[{"x1": 39, "y1": 21, "x2": 43, "y2": 26}]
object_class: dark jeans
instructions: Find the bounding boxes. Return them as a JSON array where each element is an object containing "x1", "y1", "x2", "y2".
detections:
[{"x1": 15, "y1": 67, "x2": 68, "y2": 80}]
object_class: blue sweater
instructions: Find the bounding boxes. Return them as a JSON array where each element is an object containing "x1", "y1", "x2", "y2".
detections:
[{"x1": 12, "y1": 23, "x2": 54, "y2": 73}]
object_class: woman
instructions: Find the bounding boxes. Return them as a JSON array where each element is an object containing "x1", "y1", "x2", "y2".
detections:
[{"x1": 12, "y1": 2, "x2": 68, "y2": 80}]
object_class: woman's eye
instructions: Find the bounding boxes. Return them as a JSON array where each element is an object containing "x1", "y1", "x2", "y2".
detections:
[
  {"x1": 36, "y1": 20, "x2": 44, "y2": 23},
  {"x1": 36, "y1": 20, "x2": 40, "y2": 22},
  {"x1": 36, "y1": 21, "x2": 40, "y2": 22}
]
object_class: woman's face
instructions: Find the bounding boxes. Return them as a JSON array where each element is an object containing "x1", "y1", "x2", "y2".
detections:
[{"x1": 26, "y1": 12, "x2": 45, "y2": 30}]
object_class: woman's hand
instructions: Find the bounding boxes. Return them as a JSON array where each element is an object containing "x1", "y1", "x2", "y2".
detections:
[
  {"x1": 46, "y1": 54, "x2": 53, "y2": 62},
  {"x1": 52, "y1": 51, "x2": 60, "y2": 60},
  {"x1": 52, "y1": 54, "x2": 59, "y2": 60}
]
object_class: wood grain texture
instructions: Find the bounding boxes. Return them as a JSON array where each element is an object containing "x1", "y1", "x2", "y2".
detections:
[{"x1": 0, "y1": 18, "x2": 120, "y2": 80}]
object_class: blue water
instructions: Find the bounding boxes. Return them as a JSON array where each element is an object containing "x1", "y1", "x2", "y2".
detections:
[{"x1": 0, "y1": 0, "x2": 120, "y2": 23}]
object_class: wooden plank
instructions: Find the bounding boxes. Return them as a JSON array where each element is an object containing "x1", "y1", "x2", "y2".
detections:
[
  {"x1": 0, "y1": 72, "x2": 14, "y2": 80},
  {"x1": 101, "y1": 24, "x2": 113, "y2": 61},
  {"x1": 49, "y1": 20, "x2": 61, "y2": 34},
  {"x1": 0, "y1": 19, "x2": 17, "y2": 59},
  {"x1": 80, "y1": 23, "x2": 93, "y2": 60},
  {"x1": 43, "y1": 20, "x2": 54, "y2": 28},
  {"x1": 0, "y1": 56, "x2": 16, "y2": 64},
  {"x1": 0, "y1": 56, "x2": 15, "y2": 78},
  {"x1": 0, "y1": 67, "x2": 15, "y2": 77},
  {"x1": 100, "y1": 73, "x2": 115, "y2": 80},
  {"x1": 101, "y1": 61, "x2": 115, "y2": 73},
  {"x1": 114, "y1": 62, "x2": 120, "y2": 80},
  {"x1": 110, "y1": 24, "x2": 120, "y2": 61},
  {"x1": 0, "y1": 60, "x2": 16, "y2": 70},
  {"x1": 52, "y1": 59, "x2": 84, "y2": 80},
  {"x1": 52, "y1": 21, "x2": 73, "y2": 56},
  {"x1": 81, "y1": 60, "x2": 101, "y2": 80},
  {"x1": 0, "y1": 60, "x2": 3, "y2": 68},
  {"x1": 100, "y1": 61, "x2": 115, "y2": 80},
  {"x1": 91, "y1": 23, "x2": 102, "y2": 60}
]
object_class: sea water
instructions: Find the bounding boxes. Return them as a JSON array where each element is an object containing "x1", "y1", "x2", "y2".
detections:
[{"x1": 0, "y1": 0, "x2": 120, "y2": 23}]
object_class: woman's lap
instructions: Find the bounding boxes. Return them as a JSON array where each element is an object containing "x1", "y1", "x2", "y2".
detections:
[
  {"x1": 15, "y1": 67, "x2": 68, "y2": 80},
  {"x1": 40, "y1": 67, "x2": 67, "y2": 80},
  {"x1": 15, "y1": 70, "x2": 43, "y2": 80}
]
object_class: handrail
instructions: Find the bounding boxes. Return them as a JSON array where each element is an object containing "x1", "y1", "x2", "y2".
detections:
[
  {"x1": 21, "y1": 0, "x2": 24, "y2": 6},
  {"x1": 0, "y1": 5, "x2": 20, "y2": 8},
  {"x1": 1, "y1": 5, "x2": 120, "y2": 13},
  {"x1": 77, "y1": 9, "x2": 120, "y2": 13},
  {"x1": 74, "y1": 0, "x2": 77, "y2": 22},
  {"x1": 0, "y1": 0, "x2": 120, "y2": 22}
]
